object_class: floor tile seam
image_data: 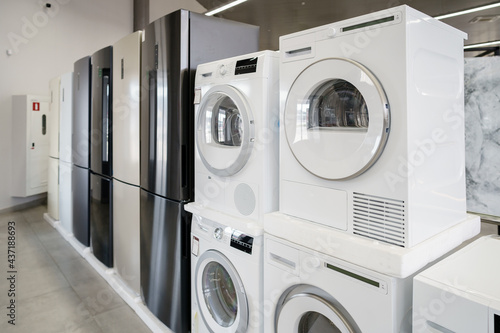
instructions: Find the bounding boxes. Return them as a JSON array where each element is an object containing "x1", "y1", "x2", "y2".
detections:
[{"x1": 15, "y1": 284, "x2": 72, "y2": 303}]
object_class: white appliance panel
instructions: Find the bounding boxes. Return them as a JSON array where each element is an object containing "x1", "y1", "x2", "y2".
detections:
[
  {"x1": 59, "y1": 72, "x2": 73, "y2": 164},
  {"x1": 49, "y1": 77, "x2": 60, "y2": 159},
  {"x1": 59, "y1": 160, "x2": 73, "y2": 234},
  {"x1": 47, "y1": 157, "x2": 59, "y2": 220}
]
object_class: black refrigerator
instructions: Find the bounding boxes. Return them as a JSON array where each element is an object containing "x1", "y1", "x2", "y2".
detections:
[
  {"x1": 72, "y1": 56, "x2": 91, "y2": 247},
  {"x1": 90, "y1": 46, "x2": 113, "y2": 268},
  {"x1": 140, "y1": 10, "x2": 259, "y2": 333}
]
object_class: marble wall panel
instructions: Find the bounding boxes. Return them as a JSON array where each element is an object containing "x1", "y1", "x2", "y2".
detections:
[{"x1": 464, "y1": 56, "x2": 500, "y2": 217}]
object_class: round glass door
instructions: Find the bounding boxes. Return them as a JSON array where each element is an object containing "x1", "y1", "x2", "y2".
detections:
[
  {"x1": 276, "y1": 292, "x2": 358, "y2": 333},
  {"x1": 196, "y1": 85, "x2": 254, "y2": 177},
  {"x1": 284, "y1": 58, "x2": 390, "y2": 180},
  {"x1": 195, "y1": 250, "x2": 249, "y2": 332}
]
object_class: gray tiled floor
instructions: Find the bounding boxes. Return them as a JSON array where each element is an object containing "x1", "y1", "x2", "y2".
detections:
[{"x1": 0, "y1": 204, "x2": 151, "y2": 333}]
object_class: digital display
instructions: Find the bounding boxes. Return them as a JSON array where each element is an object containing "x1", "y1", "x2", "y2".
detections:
[
  {"x1": 326, "y1": 263, "x2": 380, "y2": 288},
  {"x1": 342, "y1": 16, "x2": 395, "y2": 32},
  {"x1": 230, "y1": 231, "x2": 253, "y2": 254},
  {"x1": 235, "y1": 57, "x2": 258, "y2": 75},
  {"x1": 494, "y1": 314, "x2": 499, "y2": 333}
]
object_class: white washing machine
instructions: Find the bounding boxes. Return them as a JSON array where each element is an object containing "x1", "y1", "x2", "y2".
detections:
[
  {"x1": 191, "y1": 213, "x2": 264, "y2": 333},
  {"x1": 193, "y1": 50, "x2": 279, "y2": 221},
  {"x1": 263, "y1": 233, "x2": 414, "y2": 333},
  {"x1": 413, "y1": 235, "x2": 500, "y2": 333},
  {"x1": 278, "y1": 5, "x2": 468, "y2": 248}
]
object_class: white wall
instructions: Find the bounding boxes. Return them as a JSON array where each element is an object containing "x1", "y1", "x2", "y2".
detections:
[
  {"x1": 0, "y1": 0, "x2": 133, "y2": 211},
  {"x1": 149, "y1": 0, "x2": 205, "y2": 23}
]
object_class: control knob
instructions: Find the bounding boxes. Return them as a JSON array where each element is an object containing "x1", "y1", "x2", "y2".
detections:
[{"x1": 214, "y1": 227, "x2": 223, "y2": 240}]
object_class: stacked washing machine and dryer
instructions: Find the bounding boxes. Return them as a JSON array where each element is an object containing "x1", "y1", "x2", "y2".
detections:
[
  {"x1": 186, "y1": 50, "x2": 280, "y2": 333},
  {"x1": 262, "y1": 5, "x2": 481, "y2": 333}
]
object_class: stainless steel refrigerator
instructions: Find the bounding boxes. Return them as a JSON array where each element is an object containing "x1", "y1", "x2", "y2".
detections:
[
  {"x1": 72, "y1": 56, "x2": 91, "y2": 247},
  {"x1": 90, "y1": 46, "x2": 113, "y2": 268},
  {"x1": 140, "y1": 9, "x2": 259, "y2": 332}
]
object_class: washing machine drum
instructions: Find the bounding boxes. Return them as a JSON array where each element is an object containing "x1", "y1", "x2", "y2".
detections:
[
  {"x1": 284, "y1": 58, "x2": 390, "y2": 180},
  {"x1": 197, "y1": 85, "x2": 255, "y2": 177},
  {"x1": 276, "y1": 287, "x2": 360, "y2": 333},
  {"x1": 195, "y1": 250, "x2": 249, "y2": 332}
]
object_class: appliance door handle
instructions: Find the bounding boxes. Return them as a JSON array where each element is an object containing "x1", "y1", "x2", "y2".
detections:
[
  {"x1": 269, "y1": 253, "x2": 296, "y2": 269},
  {"x1": 102, "y1": 70, "x2": 110, "y2": 163},
  {"x1": 149, "y1": 69, "x2": 157, "y2": 169}
]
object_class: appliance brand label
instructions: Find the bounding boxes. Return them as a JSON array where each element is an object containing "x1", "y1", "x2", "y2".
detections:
[{"x1": 32, "y1": 102, "x2": 40, "y2": 111}]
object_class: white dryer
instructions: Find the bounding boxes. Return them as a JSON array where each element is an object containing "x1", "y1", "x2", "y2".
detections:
[
  {"x1": 193, "y1": 50, "x2": 279, "y2": 220},
  {"x1": 191, "y1": 213, "x2": 264, "y2": 333},
  {"x1": 263, "y1": 233, "x2": 415, "y2": 332},
  {"x1": 413, "y1": 235, "x2": 500, "y2": 333},
  {"x1": 278, "y1": 5, "x2": 468, "y2": 248}
]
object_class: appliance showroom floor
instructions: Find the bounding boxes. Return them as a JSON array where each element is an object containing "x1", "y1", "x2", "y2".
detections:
[
  {"x1": 0, "y1": 204, "x2": 151, "y2": 333},
  {"x1": 0, "y1": 204, "x2": 498, "y2": 333}
]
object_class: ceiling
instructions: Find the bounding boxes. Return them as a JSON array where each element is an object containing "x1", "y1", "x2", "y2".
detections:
[{"x1": 196, "y1": 0, "x2": 500, "y2": 56}]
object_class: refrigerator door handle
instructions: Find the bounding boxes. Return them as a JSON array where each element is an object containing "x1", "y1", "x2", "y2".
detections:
[
  {"x1": 102, "y1": 70, "x2": 111, "y2": 163},
  {"x1": 148, "y1": 69, "x2": 157, "y2": 165}
]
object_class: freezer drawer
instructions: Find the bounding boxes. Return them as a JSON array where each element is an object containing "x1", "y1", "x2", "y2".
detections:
[
  {"x1": 90, "y1": 172, "x2": 113, "y2": 267},
  {"x1": 72, "y1": 165, "x2": 89, "y2": 246},
  {"x1": 140, "y1": 189, "x2": 191, "y2": 333},
  {"x1": 113, "y1": 179, "x2": 140, "y2": 294}
]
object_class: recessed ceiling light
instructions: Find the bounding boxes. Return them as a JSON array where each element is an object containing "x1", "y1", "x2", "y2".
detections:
[
  {"x1": 435, "y1": 2, "x2": 500, "y2": 20},
  {"x1": 205, "y1": 0, "x2": 248, "y2": 16}
]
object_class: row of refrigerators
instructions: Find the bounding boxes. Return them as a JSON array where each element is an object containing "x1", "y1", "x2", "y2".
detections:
[{"x1": 44, "y1": 9, "x2": 260, "y2": 333}]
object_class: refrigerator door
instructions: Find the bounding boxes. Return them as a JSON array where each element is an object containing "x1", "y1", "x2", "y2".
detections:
[
  {"x1": 72, "y1": 56, "x2": 91, "y2": 168},
  {"x1": 113, "y1": 179, "x2": 140, "y2": 294},
  {"x1": 72, "y1": 164, "x2": 90, "y2": 246},
  {"x1": 113, "y1": 31, "x2": 141, "y2": 185},
  {"x1": 60, "y1": 72, "x2": 73, "y2": 164},
  {"x1": 141, "y1": 11, "x2": 190, "y2": 201},
  {"x1": 47, "y1": 156, "x2": 59, "y2": 220},
  {"x1": 59, "y1": 160, "x2": 73, "y2": 235},
  {"x1": 48, "y1": 76, "x2": 60, "y2": 159},
  {"x1": 140, "y1": 189, "x2": 191, "y2": 332},
  {"x1": 90, "y1": 172, "x2": 113, "y2": 267},
  {"x1": 91, "y1": 46, "x2": 113, "y2": 177}
]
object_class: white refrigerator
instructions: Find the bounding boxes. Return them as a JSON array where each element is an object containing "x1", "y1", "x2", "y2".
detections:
[
  {"x1": 47, "y1": 77, "x2": 60, "y2": 220},
  {"x1": 112, "y1": 31, "x2": 141, "y2": 295},
  {"x1": 59, "y1": 72, "x2": 73, "y2": 235}
]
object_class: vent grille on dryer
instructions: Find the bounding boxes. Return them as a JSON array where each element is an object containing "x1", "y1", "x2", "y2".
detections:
[{"x1": 352, "y1": 193, "x2": 406, "y2": 247}]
